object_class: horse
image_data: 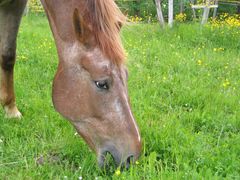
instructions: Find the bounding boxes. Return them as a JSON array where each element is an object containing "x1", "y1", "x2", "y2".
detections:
[{"x1": 0, "y1": 0, "x2": 141, "y2": 168}]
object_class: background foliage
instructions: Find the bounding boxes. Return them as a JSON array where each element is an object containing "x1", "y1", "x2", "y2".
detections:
[
  {"x1": 27, "y1": 0, "x2": 240, "y2": 21},
  {"x1": 28, "y1": 0, "x2": 44, "y2": 13}
]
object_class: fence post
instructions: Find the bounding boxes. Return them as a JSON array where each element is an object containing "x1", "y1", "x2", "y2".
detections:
[
  {"x1": 213, "y1": 0, "x2": 218, "y2": 18},
  {"x1": 190, "y1": 0, "x2": 197, "y2": 19},
  {"x1": 168, "y1": 0, "x2": 173, "y2": 27},
  {"x1": 155, "y1": 0, "x2": 165, "y2": 27},
  {"x1": 201, "y1": 0, "x2": 210, "y2": 25}
]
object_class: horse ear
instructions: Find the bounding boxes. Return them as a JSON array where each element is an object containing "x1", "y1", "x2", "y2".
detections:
[
  {"x1": 73, "y1": 8, "x2": 89, "y2": 43},
  {"x1": 117, "y1": 21, "x2": 123, "y2": 30}
]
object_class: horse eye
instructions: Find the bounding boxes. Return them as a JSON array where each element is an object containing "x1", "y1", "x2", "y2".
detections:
[{"x1": 95, "y1": 81, "x2": 109, "y2": 90}]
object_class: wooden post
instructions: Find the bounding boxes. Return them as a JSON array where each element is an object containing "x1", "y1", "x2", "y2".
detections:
[
  {"x1": 201, "y1": 0, "x2": 211, "y2": 25},
  {"x1": 155, "y1": 0, "x2": 165, "y2": 27},
  {"x1": 168, "y1": 0, "x2": 173, "y2": 27},
  {"x1": 189, "y1": 0, "x2": 196, "y2": 19},
  {"x1": 213, "y1": 0, "x2": 219, "y2": 18}
]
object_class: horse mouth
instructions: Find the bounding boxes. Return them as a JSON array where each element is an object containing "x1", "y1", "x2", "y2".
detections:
[{"x1": 98, "y1": 149, "x2": 134, "y2": 169}]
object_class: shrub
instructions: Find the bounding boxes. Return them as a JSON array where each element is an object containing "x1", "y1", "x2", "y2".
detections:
[
  {"x1": 175, "y1": 13, "x2": 187, "y2": 22},
  {"x1": 28, "y1": 0, "x2": 44, "y2": 13}
]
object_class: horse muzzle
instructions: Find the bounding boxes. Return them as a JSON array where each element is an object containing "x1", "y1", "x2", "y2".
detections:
[{"x1": 98, "y1": 143, "x2": 141, "y2": 169}]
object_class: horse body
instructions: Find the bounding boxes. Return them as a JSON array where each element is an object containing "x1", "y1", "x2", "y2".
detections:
[{"x1": 0, "y1": 0, "x2": 141, "y2": 167}]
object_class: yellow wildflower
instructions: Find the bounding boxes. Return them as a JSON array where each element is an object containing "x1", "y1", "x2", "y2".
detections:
[
  {"x1": 175, "y1": 13, "x2": 187, "y2": 22},
  {"x1": 197, "y1": 60, "x2": 203, "y2": 65},
  {"x1": 223, "y1": 79, "x2": 230, "y2": 88},
  {"x1": 115, "y1": 169, "x2": 121, "y2": 176}
]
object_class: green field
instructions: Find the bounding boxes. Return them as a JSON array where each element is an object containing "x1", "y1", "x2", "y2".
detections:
[{"x1": 0, "y1": 14, "x2": 240, "y2": 179}]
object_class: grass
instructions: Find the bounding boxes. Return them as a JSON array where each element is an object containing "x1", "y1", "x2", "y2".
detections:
[{"x1": 0, "y1": 14, "x2": 240, "y2": 179}]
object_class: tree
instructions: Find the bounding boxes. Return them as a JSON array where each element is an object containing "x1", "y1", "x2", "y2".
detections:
[{"x1": 155, "y1": 0, "x2": 165, "y2": 27}]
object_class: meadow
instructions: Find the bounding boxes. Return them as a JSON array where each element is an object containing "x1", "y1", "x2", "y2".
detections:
[{"x1": 0, "y1": 14, "x2": 239, "y2": 179}]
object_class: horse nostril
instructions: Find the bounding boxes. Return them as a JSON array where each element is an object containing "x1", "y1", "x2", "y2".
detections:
[
  {"x1": 98, "y1": 145, "x2": 138, "y2": 169},
  {"x1": 98, "y1": 151, "x2": 107, "y2": 168},
  {"x1": 126, "y1": 155, "x2": 134, "y2": 164},
  {"x1": 98, "y1": 151, "x2": 116, "y2": 169},
  {"x1": 125, "y1": 155, "x2": 134, "y2": 169}
]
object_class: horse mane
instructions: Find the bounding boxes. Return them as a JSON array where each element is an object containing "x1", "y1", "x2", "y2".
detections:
[{"x1": 85, "y1": 0, "x2": 126, "y2": 65}]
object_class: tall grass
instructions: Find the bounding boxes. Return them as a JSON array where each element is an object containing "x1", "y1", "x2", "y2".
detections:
[{"x1": 0, "y1": 15, "x2": 239, "y2": 179}]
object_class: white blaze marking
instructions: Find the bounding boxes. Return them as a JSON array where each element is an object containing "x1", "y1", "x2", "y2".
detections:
[{"x1": 123, "y1": 94, "x2": 141, "y2": 142}]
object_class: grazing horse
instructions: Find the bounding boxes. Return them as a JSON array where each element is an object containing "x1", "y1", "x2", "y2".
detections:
[{"x1": 0, "y1": 0, "x2": 141, "y2": 167}]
